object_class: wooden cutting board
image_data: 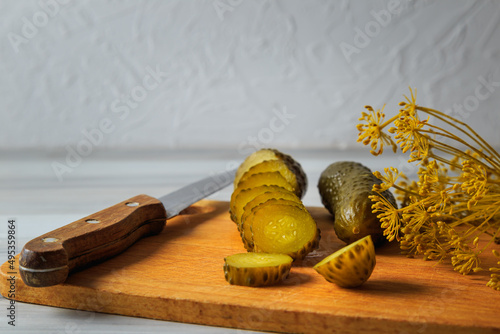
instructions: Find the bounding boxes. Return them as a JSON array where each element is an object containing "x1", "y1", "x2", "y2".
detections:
[{"x1": 1, "y1": 200, "x2": 500, "y2": 333}]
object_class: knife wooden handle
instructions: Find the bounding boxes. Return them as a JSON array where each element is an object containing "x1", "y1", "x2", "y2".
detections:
[{"x1": 19, "y1": 194, "x2": 166, "y2": 287}]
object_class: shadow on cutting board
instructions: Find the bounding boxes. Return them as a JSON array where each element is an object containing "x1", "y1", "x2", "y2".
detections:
[{"x1": 63, "y1": 200, "x2": 224, "y2": 288}]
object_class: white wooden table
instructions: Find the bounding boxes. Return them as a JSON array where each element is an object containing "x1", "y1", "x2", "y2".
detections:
[{"x1": 0, "y1": 149, "x2": 408, "y2": 333}]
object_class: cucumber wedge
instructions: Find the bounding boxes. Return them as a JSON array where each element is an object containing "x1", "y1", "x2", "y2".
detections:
[{"x1": 314, "y1": 235, "x2": 376, "y2": 288}]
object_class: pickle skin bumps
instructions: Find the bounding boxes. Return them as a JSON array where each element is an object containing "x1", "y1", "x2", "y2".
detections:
[
  {"x1": 318, "y1": 161, "x2": 397, "y2": 247},
  {"x1": 314, "y1": 235, "x2": 376, "y2": 288}
]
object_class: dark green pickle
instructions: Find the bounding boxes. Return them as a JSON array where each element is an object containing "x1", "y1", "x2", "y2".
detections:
[{"x1": 318, "y1": 161, "x2": 397, "y2": 246}]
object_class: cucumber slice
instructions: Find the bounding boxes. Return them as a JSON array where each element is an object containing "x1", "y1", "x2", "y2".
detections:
[
  {"x1": 238, "y1": 160, "x2": 302, "y2": 198},
  {"x1": 240, "y1": 190, "x2": 302, "y2": 230},
  {"x1": 250, "y1": 203, "x2": 320, "y2": 260},
  {"x1": 241, "y1": 198, "x2": 305, "y2": 251},
  {"x1": 230, "y1": 185, "x2": 292, "y2": 226},
  {"x1": 234, "y1": 150, "x2": 280, "y2": 187},
  {"x1": 224, "y1": 253, "x2": 293, "y2": 287},
  {"x1": 234, "y1": 149, "x2": 307, "y2": 198},
  {"x1": 230, "y1": 172, "x2": 294, "y2": 223},
  {"x1": 314, "y1": 235, "x2": 376, "y2": 288}
]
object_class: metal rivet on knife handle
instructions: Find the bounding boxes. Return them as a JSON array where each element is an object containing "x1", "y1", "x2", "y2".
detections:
[{"x1": 42, "y1": 237, "x2": 59, "y2": 243}]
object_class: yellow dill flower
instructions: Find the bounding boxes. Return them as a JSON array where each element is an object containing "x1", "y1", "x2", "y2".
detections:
[
  {"x1": 487, "y1": 250, "x2": 500, "y2": 291},
  {"x1": 391, "y1": 110, "x2": 430, "y2": 160},
  {"x1": 400, "y1": 225, "x2": 443, "y2": 260},
  {"x1": 370, "y1": 194, "x2": 402, "y2": 242},
  {"x1": 417, "y1": 160, "x2": 440, "y2": 196},
  {"x1": 488, "y1": 274, "x2": 500, "y2": 291},
  {"x1": 401, "y1": 199, "x2": 435, "y2": 233},
  {"x1": 357, "y1": 87, "x2": 500, "y2": 291},
  {"x1": 395, "y1": 179, "x2": 418, "y2": 207},
  {"x1": 451, "y1": 251, "x2": 482, "y2": 275},
  {"x1": 391, "y1": 88, "x2": 432, "y2": 162},
  {"x1": 357, "y1": 105, "x2": 397, "y2": 155},
  {"x1": 398, "y1": 87, "x2": 418, "y2": 116},
  {"x1": 461, "y1": 160, "x2": 488, "y2": 208},
  {"x1": 372, "y1": 167, "x2": 402, "y2": 192},
  {"x1": 437, "y1": 189, "x2": 452, "y2": 213}
]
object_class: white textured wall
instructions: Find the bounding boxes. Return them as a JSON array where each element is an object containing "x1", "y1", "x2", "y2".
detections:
[{"x1": 2, "y1": 0, "x2": 500, "y2": 152}]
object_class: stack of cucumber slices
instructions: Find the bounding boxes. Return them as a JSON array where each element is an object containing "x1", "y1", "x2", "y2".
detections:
[
  {"x1": 224, "y1": 149, "x2": 320, "y2": 287},
  {"x1": 224, "y1": 150, "x2": 378, "y2": 289}
]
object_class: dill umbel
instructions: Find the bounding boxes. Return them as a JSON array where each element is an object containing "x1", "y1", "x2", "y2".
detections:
[{"x1": 357, "y1": 88, "x2": 500, "y2": 291}]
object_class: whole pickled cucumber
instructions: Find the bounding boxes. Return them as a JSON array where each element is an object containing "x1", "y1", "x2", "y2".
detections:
[{"x1": 318, "y1": 161, "x2": 397, "y2": 246}]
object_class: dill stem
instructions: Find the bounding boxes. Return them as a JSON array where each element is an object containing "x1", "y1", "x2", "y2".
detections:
[
  {"x1": 480, "y1": 226, "x2": 500, "y2": 254},
  {"x1": 380, "y1": 114, "x2": 400, "y2": 129},
  {"x1": 391, "y1": 183, "x2": 421, "y2": 198},
  {"x1": 424, "y1": 136, "x2": 497, "y2": 172},
  {"x1": 419, "y1": 126, "x2": 500, "y2": 172},
  {"x1": 425, "y1": 151, "x2": 462, "y2": 171},
  {"x1": 451, "y1": 201, "x2": 500, "y2": 235},
  {"x1": 417, "y1": 106, "x2": 500, "y2": 167}
]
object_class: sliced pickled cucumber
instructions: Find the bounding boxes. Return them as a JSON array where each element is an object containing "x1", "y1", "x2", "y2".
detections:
[
  {"x1": 250, "y1": 203, "x2": 320, "y2": 260},
  {"x1": 270, "y1": 149, "x2": 308, "y2": 198},
  {"x1": 224, "y1": 253, "x2": 293, "y2": 287},
  {"x1": 318, "y1": 161, "x2": 397, "y2": 246},
  {"x1": 230, "y1": 185, "x2": 293, "y2": 226},
  {"x1": 238, "y1": 160, "x2": 302, "y2": 198},
  {"x1": 240, "y1": 190, "x2": 302, "y2": 228},
  {"x1": 314, "y1": 235, "x2": 375, "y2": 288},
  {"x1": 234, "y1": 149, "x2": 307, "y2": 198},
  {"x1": 230, "y1": 172, "x2": 294, "y2": 223},
  {"x1": 229, "y1": 149, "x2": 316, "y2": 259},
  {"x1": 241, "y1": 198, "x2": 305, "y2": 251},
  {"x1": 234, "y1": 150, "x2": 280, "y2": 187}
]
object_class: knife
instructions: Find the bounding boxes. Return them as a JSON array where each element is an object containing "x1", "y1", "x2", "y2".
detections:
[{"x1": 18, "y1": 168, "x2": 236, "y2": 288}]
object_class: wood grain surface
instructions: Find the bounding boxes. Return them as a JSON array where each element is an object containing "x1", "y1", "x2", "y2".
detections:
[{"x1": 2, "y1": 200, "x2": 500, "y2": 334}]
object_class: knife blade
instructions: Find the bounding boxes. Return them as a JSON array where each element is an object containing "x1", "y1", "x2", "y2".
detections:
[{"x1": 18, "y1": 168, "x2": 236, "y2": 288}]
